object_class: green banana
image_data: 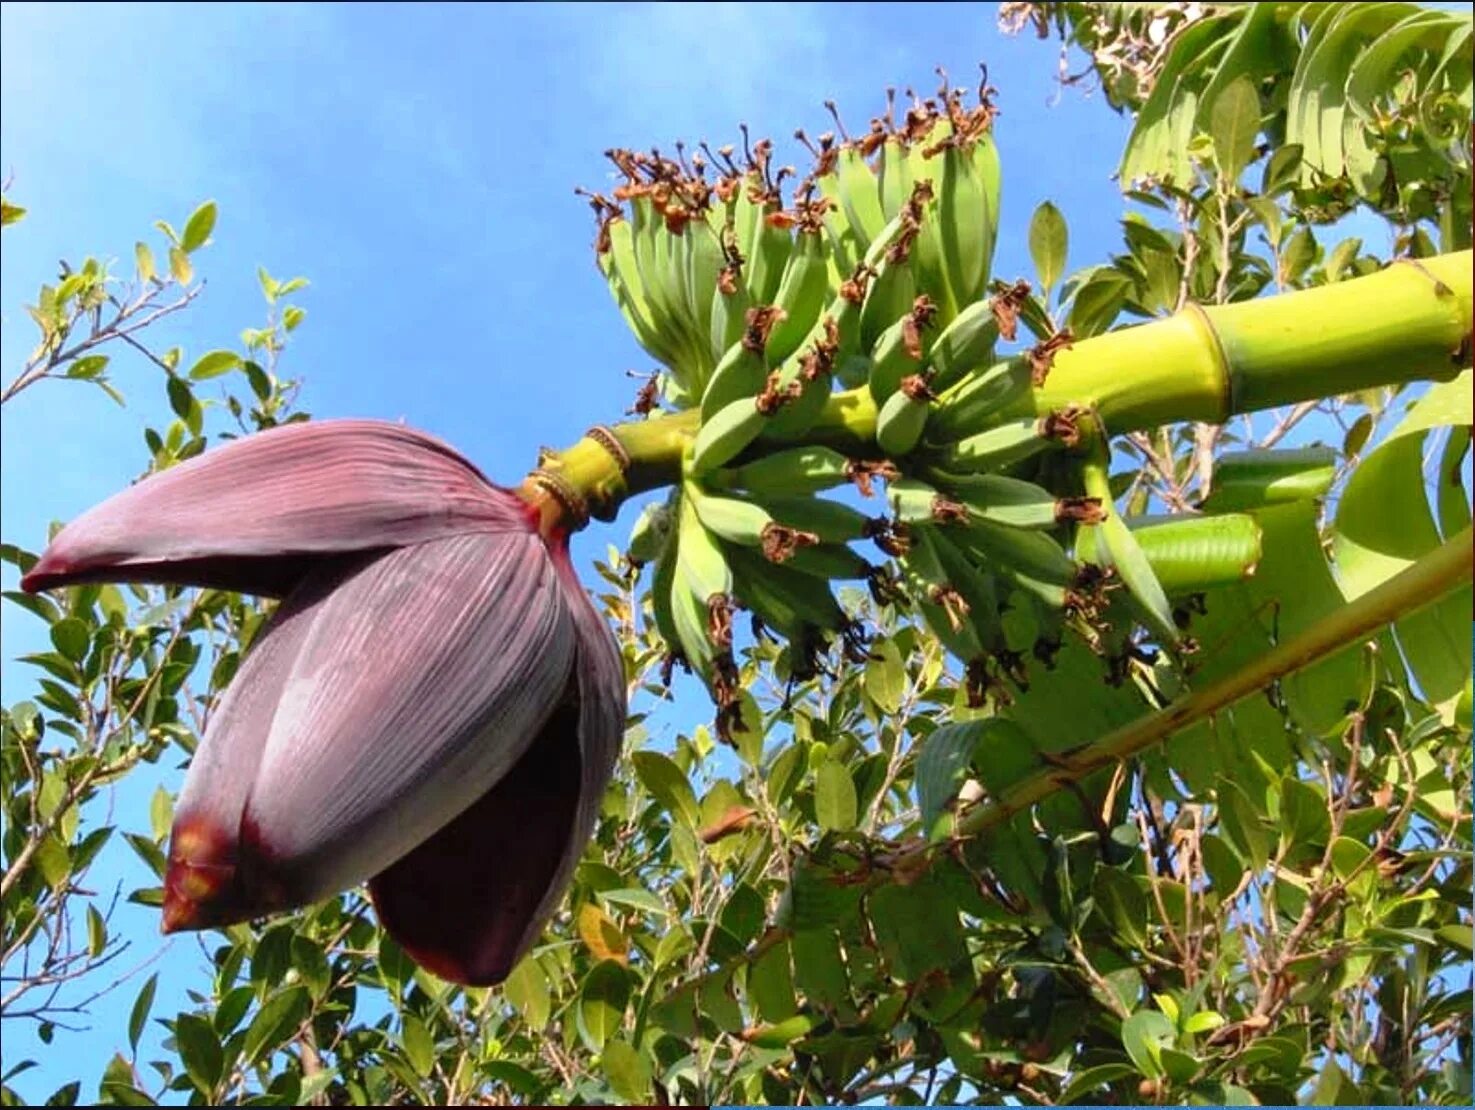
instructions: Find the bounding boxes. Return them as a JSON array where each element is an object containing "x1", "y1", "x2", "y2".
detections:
[
  {"x1": 758, "y1": 314, "x2": 840, "y2": 442},
  {"x1": 1079, "y1": 454, "x2": 1181, "y2": 647},
  {"x1": 929, "y1": 471, "x2": 1104, "y2": 531},
  {"x1": 727, "y1": 543, "x2": 860, "y2": 676},
  {"x1": 877, "y1": 131, "x2": 912, "y2": 221},
  {"x1": 629, "y1": 192, "x2": 691, "y2": 372},
  {"x1": 649, "y1": 506, "x2": 683, "y2": 663},
  {"x1": 952, "y1": 516, "x2": 1077, "y2": 610},
  {"x1": 730, "y1": 165, "x2": 764, "y2": 283},
  {"x1": 765, "y1": 226, "x2": 831, "y2": 363},
  {"x1": 691, "y1": 397, "x2": 769, "y2": 475},
  {"x1": 709, "y1": 274, "x2": 753, "y2": 368},
  {"x1": 626, "y1": 495, "x2": 674, "y2": 566},
  {"x1": 875, "y1": 377, "x2": 933, "y2": 457},
  {"x1": 904, "y1": 110, "x2": 953, "y2": 321},
  {"x1": 930, "y1": 524, "x2": 1011, "y2": 661},
  {"x1": 860, "y1": 244, "x2": 917, "y2": 352},
  {"x1": 700, "y1": 306, "x2": 781, "y2": 420},
  {"x1": 786, "y1": 542, "x2": 874, "y2": 581},
  {"x1": 897, "y1": 525, "x2": 985, "y2": 663},
  {"x1": 746, "y1": 204, "x2": 793, "y2": 307},
  {"x1": 928, "y1": 354, "x2": 1034, "y2": 442},
  {"x1": 597, "y1": 213, "x2": 681, "y2": 372},
  {"x1": 858, "y1": 182, "x2": 933, "y2": 348},
  {"x1": 670, "y1": 500, "x2": 724, "y2": 681},
  {"x1": 682, "y1": 216, "x2": 725, "y2": 385},
  {"x1": 868, "y1": 297, "x2": 936, "y2": 403},
  {"x1": 1073, "y1": 512, "x2": 1262, "y2": 596},
  {"x1": 935, "y1": 96, "x2": 1000, "y2": 311},
  {"x1": 689, "y1": 484, "x2": 819, "y2": 562},
  {"x1": 757, "y1": 494, "x2": 878, "y2": 545},
  {"x1": 933, "y1": 413, "x2": 1078, "y2": 473},
  {"x1": 888, "y1": 476, "x2": 967, "y2": 527},
  {"x1": 925, "y1": 297, "x2": 1001, "y2": 393},
  {"x1": 708, "y1": 445, "x2": 855, "y2": 497},
  {"x1": 828, "y1": 116, "x2": 886, "y2": 249}
]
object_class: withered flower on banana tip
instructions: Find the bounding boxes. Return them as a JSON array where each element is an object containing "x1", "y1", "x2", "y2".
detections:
[{"x1": 22, "y1": 420, "x2": 625, "y2": 987}]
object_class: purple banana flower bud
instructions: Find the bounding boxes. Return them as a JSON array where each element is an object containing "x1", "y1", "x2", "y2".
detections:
[{"x1": 21, "y1": 420, "x2": 625, "y2": 986}]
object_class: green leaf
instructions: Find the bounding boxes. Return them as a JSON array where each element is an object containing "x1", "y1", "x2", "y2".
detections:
[
  {"x1": 400, "y1": 1013, "x2": 433, "y2": 1077},
  {"x1": 1278, "y1": 775, "x2": 1331, "y2": 853},
  {"x1": 1218, "y1": 781, "x2": 1270, "y2": 870},
  {"x1": 1334, "y1": 372, "x2": 1473, "y2": 719},
  {"x1": 168, "y1": 246, "x2": 193, "y2": 285},
  {"x1": 1262, "y1": 143, "x2": 1304, "y2": 194},
  {"x1": 45, "y1": 1081, "x2": 81, "y2": 1106},
  {"x1": 601, "y1": 1037, "x2": 651, "y2": 1103},
  {"x1": 1065, "y1": 267, "x2": 1132, "y2": 338},
  {"x1": 915, "y1": 721, "x2": 980, "y2": 839},
  {"x1": 49, "y1": 617, "x2": 89, "y2": 662},
  {"x1": 180, "y1": 201, "x2": 217, "y2": 253},
  {"x1": 631, "y1": 750, "x2": 700, "y2": 828},
  {"x1": 100, "y1": 1052, "x2": 156, "y2": 1105},
  {"x1": 1343, "y1": 412, "x2": 1373, "y2": 457},
  {"x1": 34, "y1": 834, "x2": 69, "y2": 887},
  {"x1": 244, "y1": 360, "x2": 272, "y2": 401},
  {"x1": 66, "y1": 354, "x2": 109, "y2": 380},
  {"x1": 1436, "y1": 923, "x2": 1473, "y2": 953},
  {"x1": 213, "y1": 987, "x2": 254, "y2": 1037},
  {"x1": 1060, "y1": 1063, "x2": 1138, "y2": 1103},
  {"x1": 86, "y1": 904, "x2": 107, "y2": 956},
  {"x1": 502, "y1": 956, "x2": 550, "y2": 1028},
  {"x1": 1, "y1": 198, "x2": 26, "y2": 226},
  {"x1": 188, "y1": 350, "x2": 241, "y2": 381},
  {"x1": 863, "y1": 637, "x2": 905, "y2": 714},
  {"x1": 600, "y1": 887, "x2": 668, "y2": 916},
  {"x1": 1028, "y1": 200, "x2": 1069, "y2": 297},
  {"x1": 792, "y1": 930, "x2": 860, "y2": 1027},
  {"x1": 5, "y1": 589, "x2": 59, "y2": 624},
  {"x1": 1094, "y1": 868, "x2": 1149, "y2": 948},
  {"x1": 135, "y1": 241, "x2": 156, "y2": 283},
  {"x1": 1121, "y1": 1009, "x2": 1176, "y2": 1079},
  {"x1": 814, "y1": 759, "x2": 857, "y2": 831},
  {"x1": 1210, "y1": 77, "x2": 1260, "y2": 179},
  {"x1": 282, "y1": 305, "x2": 306, "y2": 331},
  {"x1": 149, "y1": 786, "x2": 173, "y2": 842},
  {"x1": 1184, "y1": 1010, "x2": 1226, "y2": 1035},
  {"x1": 746, "y1": 939, "x2": 798, "y2": 1023},
  {"x1": 868, "y1": 876, "x2": 968, "y2": 982},
  {"x1": 1160, "y1": 1046, "x2": 1201, "y2": 1084},
  {"x1": 174, "y1": 1013, "x2": 223, "y2": 1095},
  {"x1": 127, "y1": 975, "x2": 157, "y2": 1054},
  {"x1": 577, "y1": 960, "x2": 630, "y2": 1052},
  {"x1": 241, "y1": 986, "x2": 308, "y2": 1064}
]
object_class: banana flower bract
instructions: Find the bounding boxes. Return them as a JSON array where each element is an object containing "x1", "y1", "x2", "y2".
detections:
[{"x1": 21, "y1": 420, "x2": 624, "y2": 986}]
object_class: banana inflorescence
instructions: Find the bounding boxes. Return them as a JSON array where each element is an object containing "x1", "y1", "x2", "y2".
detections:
[{"x1": 599, "y1": 76, "x2": 1215, "y2": 716}]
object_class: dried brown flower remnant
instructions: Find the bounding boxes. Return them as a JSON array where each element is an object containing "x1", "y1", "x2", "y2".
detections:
[
  {"x1": 1028, "y1": 330, "x2": 1075, "y2": 386},
  {"x1": 989, "y1": 278, "x2": 1033, "y2": 341}
]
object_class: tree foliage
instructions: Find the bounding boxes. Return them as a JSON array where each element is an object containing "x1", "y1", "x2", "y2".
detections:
[{"x1": 2, "y1": 5, "x2": 1471, "y2": 1105}]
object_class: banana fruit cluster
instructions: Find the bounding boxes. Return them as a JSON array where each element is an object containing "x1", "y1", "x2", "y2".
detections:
[{"x1": 599, "y1": 80, "x2": 1196, "y2": 718}]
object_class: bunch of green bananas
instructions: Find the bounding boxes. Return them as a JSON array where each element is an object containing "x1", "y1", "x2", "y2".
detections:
[{"x1": 603, "y1": 79, "x2": 1226, "y2": 713}]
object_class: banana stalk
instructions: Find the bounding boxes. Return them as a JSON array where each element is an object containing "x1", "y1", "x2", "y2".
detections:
[{"x1": 541, "y1": 251, "x2": 1472, "y2": 526}]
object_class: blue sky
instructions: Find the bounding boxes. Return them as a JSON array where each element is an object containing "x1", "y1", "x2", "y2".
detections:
[{"x1": 0, "y1": 1, "x2": 1432, "y2": 1101}]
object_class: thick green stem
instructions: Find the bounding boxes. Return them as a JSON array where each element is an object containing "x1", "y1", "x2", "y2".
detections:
[{"x1": 534, "y1": 251, "x2": 1472, "y2": 525}]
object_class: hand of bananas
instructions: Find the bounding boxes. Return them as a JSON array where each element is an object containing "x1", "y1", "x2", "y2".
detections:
[{"x1": 598, "y1": 78, "x2": 1233, "y2": 725}]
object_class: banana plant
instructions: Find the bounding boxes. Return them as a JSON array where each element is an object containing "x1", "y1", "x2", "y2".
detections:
[{"x1": 17, "y1": 70, "x2": 1472, "y2": 1005}]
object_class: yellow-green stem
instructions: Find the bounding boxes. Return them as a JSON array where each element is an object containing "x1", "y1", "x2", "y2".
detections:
[{"x1": 533, "y1": 251, "x2": 1472, "y2": 526}]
